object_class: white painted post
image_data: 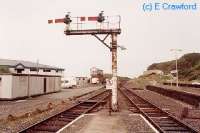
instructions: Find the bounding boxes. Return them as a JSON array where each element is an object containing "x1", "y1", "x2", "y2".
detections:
[
  {"x1": 111, "y1": 33, "x2": 118, "y2": 111},
  {"x1": 170, "y1": 49, "x2": 182, "y2": 87},
  {"x1": 175, "y1": 56, "x2": 179, "y2": 87}
]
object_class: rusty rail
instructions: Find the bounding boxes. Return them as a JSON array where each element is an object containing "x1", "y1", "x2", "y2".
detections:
[
  {"x1": 119, "y1": 87, "x2": 198, "y2": 133},
  {"x1": 19, "y1": 89, "x2": 111, "y2": 133}
]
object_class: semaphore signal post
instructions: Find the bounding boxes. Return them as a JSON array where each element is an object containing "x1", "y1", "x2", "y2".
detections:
[{"x1": 48, "y1": 11, "x2": 121, "y2": 111}]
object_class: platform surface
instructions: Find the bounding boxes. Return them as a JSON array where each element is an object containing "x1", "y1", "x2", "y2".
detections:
[
  {"x1": 75, "y1": 110, "x2": 156, "y2": 133},
  {"x1": 160, "y1": 85, "x2": 200, "y2": 96}
]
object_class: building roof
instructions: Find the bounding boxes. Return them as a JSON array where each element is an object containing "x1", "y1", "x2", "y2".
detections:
[{"x1": 0, "y1": 59, "x2": 64, "y2": 70}]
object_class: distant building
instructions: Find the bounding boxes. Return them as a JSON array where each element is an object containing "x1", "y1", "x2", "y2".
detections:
[
  {"x1": 61, "y1": 77, "x2": 77, "y2": 88},
  {"x1": 76, "y1": 77, "x2": 89, "y2": 86},
  {"x1": 0, "y1": 59, "x2": 64, "y2": 100},
  {"x1": 90, "y1": 67, "x2": 104, "y2": 84}
]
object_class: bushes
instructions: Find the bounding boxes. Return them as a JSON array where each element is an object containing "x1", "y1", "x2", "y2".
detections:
[{"x1": 147, "y1": 53, "x2": 200, "y2": 81}]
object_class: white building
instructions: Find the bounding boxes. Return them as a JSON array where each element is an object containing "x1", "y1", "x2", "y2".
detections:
[
  {"x1": 0, "y1": 59, "x2": 64, "y2": 100},
  {"x1": 90, "y1": 67, "x2": 104, "y2": 84},
  {"x1": 76, "y1": 77, "x2": 89, "y2": 86},
  {"x1": 61, "y1": 77, "x2": 77, "y2": 88},
  {"x1": 90, "y1": 67, "x2": 103, "y2": 76}
]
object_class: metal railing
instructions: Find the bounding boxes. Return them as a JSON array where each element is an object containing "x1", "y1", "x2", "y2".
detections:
[{"x1": 67, "y1": 15, "x2": 121, "y2": 31}]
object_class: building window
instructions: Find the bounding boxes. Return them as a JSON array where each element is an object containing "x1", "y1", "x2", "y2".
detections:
[
  {"x1": 43, "y1": 69, "x2": 51, "y2": 72},
  {"x1": 30, "y1": 68, "x2": 37, "y2": 71}
]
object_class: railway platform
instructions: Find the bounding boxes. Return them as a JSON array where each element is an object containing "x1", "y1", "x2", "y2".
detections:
[
  {"x1": 146, "y1": 85, "x2": 200, "y2": 107},
  {"x1": 60, "y1": 110, "x2": 157, "y2": 133},
  {"x1": 160, "y1": 85, "x2": 200, "y2": 96}
]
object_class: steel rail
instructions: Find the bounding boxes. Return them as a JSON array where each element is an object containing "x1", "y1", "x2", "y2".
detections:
[
  {"x1": 19, "y1": 89, "x2": 111, "y2": 133},
  {"x1": 119, "y1": 87, "x2": 198, "y2": 133}
]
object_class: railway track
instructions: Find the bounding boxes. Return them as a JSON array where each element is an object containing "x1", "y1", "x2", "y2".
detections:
[
  {"x1": 119, "y1": 87, "x2": 198, "y2": 133},
  {"x1": 19, "y1": 89, "x2": 111, "y2": 133}
]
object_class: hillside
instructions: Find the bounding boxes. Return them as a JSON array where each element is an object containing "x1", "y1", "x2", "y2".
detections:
[
  {"x1": 148, "y1": 53, "x2": 200, "y2": 81},
  {"x1": 103, "y1": 73, "x2": 130, "y2": 81}
]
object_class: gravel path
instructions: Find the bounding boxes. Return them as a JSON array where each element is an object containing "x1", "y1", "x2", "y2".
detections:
[
  {"x1": 0, "y1": 86, "x2": 103, "y2": 133},
  {"x1": 0, "y1": 86, "x2": 102, "y2": 119}
]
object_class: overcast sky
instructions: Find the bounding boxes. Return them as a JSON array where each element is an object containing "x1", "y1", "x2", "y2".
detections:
[{"x1": 0, "y1": 0, "x2": 200, "y2": 77}]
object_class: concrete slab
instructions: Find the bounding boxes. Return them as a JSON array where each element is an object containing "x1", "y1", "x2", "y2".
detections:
[
  {"x1": 79, "y1": 113, "x2": 127, "y2": 133},
  {"x1": 59, "y1": 110, "x2": 157, "y2": 133}
]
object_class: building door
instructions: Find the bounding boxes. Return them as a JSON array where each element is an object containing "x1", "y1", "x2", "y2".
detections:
[{"x1": 44, "y1": 78, "x2": 47, "y2": 93}]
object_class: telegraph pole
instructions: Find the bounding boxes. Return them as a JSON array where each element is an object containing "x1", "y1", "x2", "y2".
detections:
[{"x1": 170, "y1": 49, "x2": 182, "y2": 87}]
